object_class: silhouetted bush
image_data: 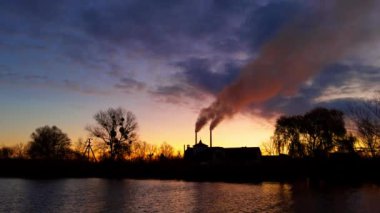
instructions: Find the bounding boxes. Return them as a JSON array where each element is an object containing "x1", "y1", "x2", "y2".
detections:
[{"x1": 0, "y1": 147, "x2": 14, "y2": 159}]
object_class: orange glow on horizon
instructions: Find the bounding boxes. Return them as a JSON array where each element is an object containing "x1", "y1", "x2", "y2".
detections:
[{"x1": 0, "y1": 93, "x2": 275, "y2": 154}]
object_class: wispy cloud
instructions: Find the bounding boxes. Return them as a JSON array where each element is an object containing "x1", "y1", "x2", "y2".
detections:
[
  {"x1": 115, "y1": 77, "x2": 146, "y2": 93},
  {"x1": 149, "y1": 84, "x2": 208, "y2": 106}
]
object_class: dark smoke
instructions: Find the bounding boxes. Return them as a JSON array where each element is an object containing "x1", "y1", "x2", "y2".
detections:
[{"x1": 195, "y1": 0, "x2": 378, "y2": 132}]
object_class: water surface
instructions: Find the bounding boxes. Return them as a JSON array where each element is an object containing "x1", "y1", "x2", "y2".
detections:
[{"x1": 0, "y1": 178, "x2": 379, "y2": 212}]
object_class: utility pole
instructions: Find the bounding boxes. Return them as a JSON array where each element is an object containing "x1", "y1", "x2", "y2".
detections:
[{"x1": 83, "y1": 138, "x2": 97, "y2": 162}]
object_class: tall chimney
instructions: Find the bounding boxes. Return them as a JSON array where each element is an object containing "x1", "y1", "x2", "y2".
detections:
[
  {"x1": 195, "y1": 131, "x2": 197, "y2": 145},
  {"x1": 210, "y1": 129, "x2": 212, "y2": 147}
]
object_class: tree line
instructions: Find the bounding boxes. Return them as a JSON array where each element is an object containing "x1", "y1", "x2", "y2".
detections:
[
  {"x1": 0, "y1": 107, "x2": 180, "y2": 161},
  {"x1": 2, "y1": 95, "x2": 379, "y2": 161},
  {"x1": 263, "y1": 94, "x2": 380, "y2": 158}
]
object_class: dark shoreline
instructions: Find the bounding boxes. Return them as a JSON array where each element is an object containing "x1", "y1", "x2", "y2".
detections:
[{"x1": 1, "y1": 158, "x2": 380, "y2": 184}]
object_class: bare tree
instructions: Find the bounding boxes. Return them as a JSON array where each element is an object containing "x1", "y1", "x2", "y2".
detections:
[
  {"x1": 131, "y1": 141, "x2": 149, "y2": 160},
  {"x1": 261, "y1": 139, "x2": 277, "y2": 156},
  {"x1": 335, "y1": 134, "x2": 357, "y2": 153},
  {"x1": 0, "y1": 143, "x2": 27, "y2": 159},
  {"x1": 86, "y1": 107, "x2": 138, "y2": 160},
  {"x1": 93, "y1": 139, "x2": 109, "y2": 160},
  {"x1": 146, "y1": 143, "x2": 158, "y2": 160},
  {"x1": 159, "y1": 142, "x2": 174, "y2": 159},
  {"x1": 73, "y1": 138, "x2": 86, "y2": 153},
  {"x1": 11, "y1": 143, "x2": 26, "y2": 159},
  {"x1": 364, "y1": 94, "x2": 380, "y2": 120},
  {"x1": 69, "y1": 138, "x2": 93, "y2": 160},
  {"x1": 348, "y1": 96, "x2": 380, "y2": 157}
]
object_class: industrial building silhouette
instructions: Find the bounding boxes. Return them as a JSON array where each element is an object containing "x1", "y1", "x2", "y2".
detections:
[{"x1": 185, "y1": 130, "x2": 261, "y2": 163}]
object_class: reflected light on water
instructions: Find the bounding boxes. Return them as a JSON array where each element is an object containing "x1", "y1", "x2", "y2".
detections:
[{"x1": 0, "y1": 179, "x2": 380, "y2": 212}]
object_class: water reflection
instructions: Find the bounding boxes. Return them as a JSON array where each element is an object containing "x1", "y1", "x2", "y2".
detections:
[
  {"x1": 290, "y1": 181, "x2": 380, "y2": 213},
  {"x1": 0, "y1": 178, "x2": 379, "y2": 212},
  {"x1": 188, "y1": 182, "x2": 293, "y2": 212},
  {"x1": 21, "y1": 179, "x2": 67, "y2": 212}
]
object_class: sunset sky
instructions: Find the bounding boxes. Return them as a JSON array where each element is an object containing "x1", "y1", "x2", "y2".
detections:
[{"x1": 1, "y1": 0, "x2": 380, "y2": 151}]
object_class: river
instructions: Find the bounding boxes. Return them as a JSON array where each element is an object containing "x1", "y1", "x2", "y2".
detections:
[{"x1": 0, "y1": 178, "x2": 379, "y2": 212}]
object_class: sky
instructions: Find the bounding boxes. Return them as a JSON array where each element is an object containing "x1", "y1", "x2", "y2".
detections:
[{"x1": 1, "y1": 0, "x2": 380, "y2": 151}]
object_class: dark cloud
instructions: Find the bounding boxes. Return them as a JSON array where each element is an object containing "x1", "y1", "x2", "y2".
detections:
[
  {"x1": 321, "y1": 98, "x2": 366, "y2": 112},
  {"x1": 147, "y1": 57, "x2": 243, "y2": 104},
  {"x1": 240, "y1": 1, "x2": 302, "y2": 50},
  {"x1": 0, "y1": 0, "x2": 73, "y2": 35},
  {"x1": 79, "y1": 0, "x2": 259, "y2": 56},
  {"x1": 175, "y1": 58, "x2": 241, "y2": 94},
  {"x1": 255, "y1": 64, "x2": 380, "y2": 117},
  {"x1": 0, "y1": 0, "x2": 277, "y2": 95},
  {"x1": 76, "y1": 0, "x2": 308, "y2": 57},
  {"x1": 0, "y1": 0, "x2": 307, "y2": 80}
]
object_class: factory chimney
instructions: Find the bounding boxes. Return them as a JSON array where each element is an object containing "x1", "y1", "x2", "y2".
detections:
[
  {"x1": 195, "y1": 131, "x2": 197, "y2": 145},
  {"x1": 210, "y1": 129, "x2": 212, "y2": 147}
]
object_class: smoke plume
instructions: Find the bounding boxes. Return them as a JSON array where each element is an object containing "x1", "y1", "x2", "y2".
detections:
[{"x1": 196, "y1": 0, "x2": 378, "y2": 132}]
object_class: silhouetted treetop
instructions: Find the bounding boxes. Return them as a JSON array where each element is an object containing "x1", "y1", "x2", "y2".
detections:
[
  {"x1": 273, "y1": 107, "x2": 351, "y2": 158},
  {"x1": 27, "y1": 125, "x2": 71, "y2": 160},
  {"x1": 303, "y1": 108, "x2": 346, "y2": 154},
  {"x1": 87, "y1": 107, "x2": 138, "y2": 160},
  {"x1": 273, "y1": 115, "x2": 304, "y2": 157}
]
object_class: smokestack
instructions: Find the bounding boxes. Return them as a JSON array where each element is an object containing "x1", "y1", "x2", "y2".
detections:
[
  {"x1": 210, "y1": 129, "x2": 212, "y2": 147},
  {"x1": 195, "y1": 131, "x2": 197, "y2": 145}
]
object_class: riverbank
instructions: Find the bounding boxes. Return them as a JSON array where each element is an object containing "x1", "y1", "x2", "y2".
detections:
[{"x1": 1, "y1": 157, "x2": 380, "y2": 183}]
